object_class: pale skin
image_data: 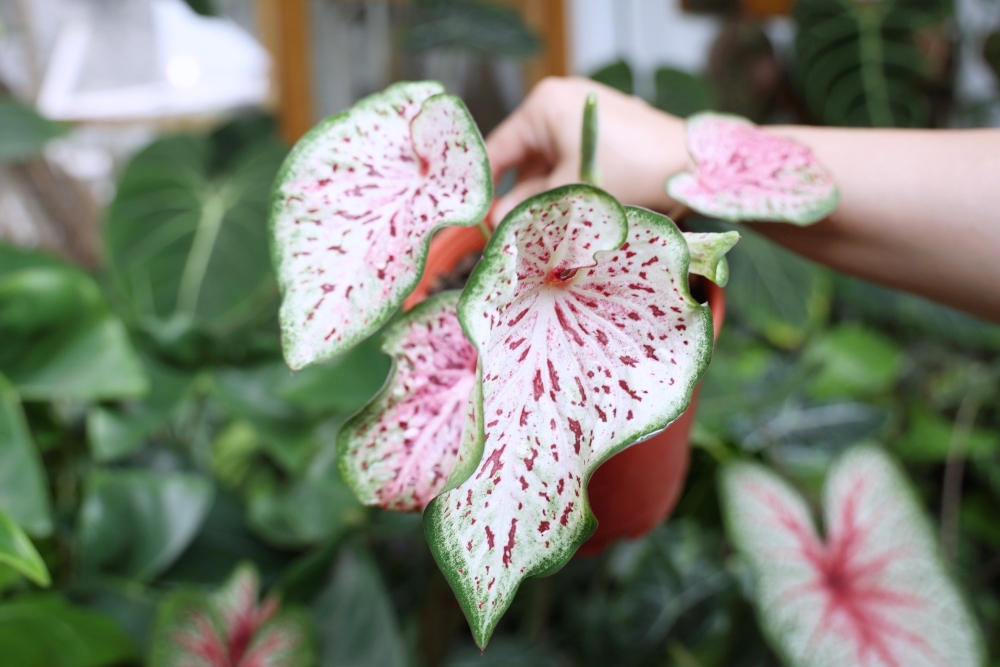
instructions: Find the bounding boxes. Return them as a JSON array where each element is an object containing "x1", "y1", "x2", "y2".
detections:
[{"x1": 486, "y1": 77, "x2": 1000, "y2": 323}]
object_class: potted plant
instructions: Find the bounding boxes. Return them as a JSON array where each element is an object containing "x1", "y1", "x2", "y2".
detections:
[{"x1": 269, "y1": 81, "x2": 840, "y2": 647}]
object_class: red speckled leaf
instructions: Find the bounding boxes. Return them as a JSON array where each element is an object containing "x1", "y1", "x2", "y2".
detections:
[
  {"x1": 272, "y1": 81, "x2": 491, "y2": 370},
  {"x1": 666, "y1": 112, "x2": 838, "y2": 226},
  {"x1": 339, "y1": 291, "x2": 480, "y2": 512},
  {"x1": 424, "y1": 186, "x2": 714, "y2": 647},
  {"x1": 720, "y1": 446, "x2": 984, "y2": 667},
  {"x1": 150, "y1": 563, "x2": 312, "y2": 667}
]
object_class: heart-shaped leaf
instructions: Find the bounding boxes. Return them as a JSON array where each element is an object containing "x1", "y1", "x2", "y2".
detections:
[
  {"x1": 0, "y1": 375, "x2": 52, "y2": 537},
  {"x1": 425, "y1": 186, "x2": 714, "y2": 647},
  {"x1": 666, "y1": 113, "x2": 838, "y2": 225},
  {"x1": 150, "y1": 562, "x2": 313, "y2": 667},
  {"x1": 0, "y1": 508, "x2": 49, "y2": 587},
  {"x1": 339, "y1": 291, "x2": 479, "y2": 512},
  {"x1": 271, "y1": 81, "x2": 491, "y2": 370},
  {"x1": 683, "y1": 231, "x2": 740, "y2": 287},
  {"x1": 720, "y1": 445, "x2": 984, "y2": 667}
]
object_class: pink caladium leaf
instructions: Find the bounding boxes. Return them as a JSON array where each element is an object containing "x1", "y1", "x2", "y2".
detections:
[
  {"x1": 338, "y1": 291, "x2": 480, "y2": 512},
  {"x1": 149, "y1": 562, "x2": 313, "y2": 667},
  {"x1": 424, "y1": 185, "x2": 714, "y2": 647},
  {"x1": 271, "y1": 81, "x2": 492, "y2": 370},
  {"x1": 683, "y1": 231, "x2": 740, "y2": 287},
  {"x1": 666, "y1": 112, "x2": 838, "y2": 226},
  {"x1": 720, "y1": 446, "x2": 984, "y2": 667}
]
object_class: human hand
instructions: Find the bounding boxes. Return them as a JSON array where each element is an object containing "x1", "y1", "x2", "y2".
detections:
[{"x1": 486, "y1": 77, "x2": 688, "y2": 223}]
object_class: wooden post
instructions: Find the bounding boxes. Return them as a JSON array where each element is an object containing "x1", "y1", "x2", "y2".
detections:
[
  {"x1": 514, "y1": 0, "x2": 569, "y2": 86},
  {"x1": 258, "y1": 0, "x2": 314, "y2": 145}
]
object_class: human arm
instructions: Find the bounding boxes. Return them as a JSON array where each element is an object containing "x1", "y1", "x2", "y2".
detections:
[{"x1": 486, "y1": 77, "x2": 1000, "y2": 322}]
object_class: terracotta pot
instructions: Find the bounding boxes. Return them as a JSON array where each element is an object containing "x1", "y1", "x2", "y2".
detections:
[{"x1": 409, "y1": 224, "x2": 725, "y2": 555}]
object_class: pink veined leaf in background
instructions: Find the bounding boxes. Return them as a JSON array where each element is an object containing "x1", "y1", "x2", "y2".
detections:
[
  {"x1": 339, "y1": 291, "x2": 480, "y2": 512},
  {"x1": 666, "y1": 112, "x2": 838, "y2": 226},
  {"x1": 271, "y1": 81, "x2": 491, "y2": 370},
  {"x1": 720, "y1": 446, "x2": 984, "y2": 667},
  {"x1": 150, "y1": 563, "x2": 312, "y2": 667},
  {"x1": 424, "y1": 186, "x2": 716, "y2": 648}
]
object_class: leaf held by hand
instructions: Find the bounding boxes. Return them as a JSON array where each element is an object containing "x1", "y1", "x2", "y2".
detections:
[{"x1": 667, "y1": 113, "x2": 838, "y2": 225}]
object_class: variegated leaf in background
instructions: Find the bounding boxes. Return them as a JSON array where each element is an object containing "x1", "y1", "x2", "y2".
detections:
[
  {"x1": 271, "y1": 81, "x2": 492, "y2": 370},
  {"x1": 339, "y1": 291, "x2": 480, "y2": 512},
  {"x1": 720, "y1": 446, "x2": 984, "y2": 667},
  {"x1": 666, "y1": 112, "x2": 838, "y2": 226},
  {"x1": 149, "y1": 562, "x2": 313, "y2": 667},
  {"x1": 425, "y1": 186, "x2": 715, "y2": 647}
]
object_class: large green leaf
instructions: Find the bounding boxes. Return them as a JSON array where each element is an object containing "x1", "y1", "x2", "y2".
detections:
[
  {"x1": 311, "y1": 546, "x2": 406, "y2": 667},
  {"x1": 0, "y1": 375, "x2": 52, "y2": 537},
  {"x1": 0, "y1": 266, "x2": 147, "y2": 401},
  {"x1": 248, "y1": 442, "x2": 365, "y2": 549},
  {"x1": 892, "y1": 404, "x2": 1000, "y2": 462},
  {"x1": 0, "y1": 594, "x2": 137, "y2": 667},
  {"x1": 589, "y1": 60, "x2": 634, "y2": 95},
  {"x1": 0, "y1": 507, "x2": 49, "y2": 586},
  {"x1": 0, "y1": 98, "x2": 65, "y2": 165},
  {"x1": 653, "y1": 68, "x2": 716, "y2": 118},
  {"x1": 803, "y1": 323, "x2": 902, "y2": 399},
  {"x1": 105, "y1": 134, "x2": 287, "y2": 343},
  {"x1": 77, "y1": 469, "x2": 214, "y2": 581},
  {"x1": 86, "y1": 359, "x2": 195, "y2": 461},
  {"x1": 793, "y1": 0, "x2": 950, "y2": 127},
  {"x1": 722, "y1": 226, "x2": 831, "y2": 348}
]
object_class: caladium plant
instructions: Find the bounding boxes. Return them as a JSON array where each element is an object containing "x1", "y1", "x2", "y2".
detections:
[
  {"x1": 271, "y1": 81, "x2": 755, "y2": 648},
  {"x1": 666, "y1": 112, "x2": 839, "y2": 225},
  {"x1": 271, "y1": 81, "x2": 491, "y2": 370},
  {"x1": 720, "y1": 445, "x2": 984, "y2": 667},
  {"x1": 150, "y1": 562, "x2": 313, "y2": 667}
]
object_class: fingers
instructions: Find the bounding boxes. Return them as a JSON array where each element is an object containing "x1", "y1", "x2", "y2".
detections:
[{"x1": 485, "y1": 105, "x2": 547, "y2": 185}]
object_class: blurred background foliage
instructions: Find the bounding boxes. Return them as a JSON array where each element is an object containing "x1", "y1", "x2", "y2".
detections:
[{"x1": 0, "y1": 0, "x2": 999, "y2": 665}]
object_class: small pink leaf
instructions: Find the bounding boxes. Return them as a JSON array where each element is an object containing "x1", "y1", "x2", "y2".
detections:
[
  {"x1": 683, "y1": 231, "x2": 740, "y2": 287},
  {"x1": 425, "y1": 186, "x2": 714, "y2": 647},
  {"x1": 339, "y1": 291, "x2": 479, "y2": 512},
  {"x1": 720, "y1": 446, "x2": 984, "y2": 667},
  {"x1": 272, "y1": 81, "x2": 491, "y2": 370},
  {"x1": 666, "y1": 113, "x2": 838, "y2": 226},
  {"x1": 237, "y1": 611, "x2": 314, "y2": 667}
]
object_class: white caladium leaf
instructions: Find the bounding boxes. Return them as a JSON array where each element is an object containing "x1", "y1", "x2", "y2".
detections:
[
  {"x1": 339, "y1": 291, "x2": 479, "y2": 512},
  {"x1": 272, "y1": 81, "x2": 491, "y2": 370},
  {"x1": 683, "y1": 231, "x2": 740, "y2": 287},
  {"x1": 666, "y1": 112, "x2": 838, "y2": 226},
  {"x1": 424, "y1": 186, "x2": 714, "y2": 647},
  {"x1": 720, "y1": 446, "x2": 984, "y2": 667}
]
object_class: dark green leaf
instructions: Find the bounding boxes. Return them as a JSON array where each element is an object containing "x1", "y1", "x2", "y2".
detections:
[
  {"x1": 0, "y1": 375, "x2": 51, "y2": 537},
  {"x1": 984, "y1": 31, "x2": 1000, "y2": 84},
  {"x1": 0, "y1": 267, "x2": 147, "y2": 401},
  {"x1": 447, "y1": 638, "x2": 560, "y2": 666},
  {"x1": 804, "y1": 323, "x2": 902, "y2": 399},
  {"x1": 77, "y1": 469, "x2": 214, "y2": 581},
  {"x1": 405, "y1": 0, "x2": 542, "y2": 57},
  {"x1": 277, "y1": 334, "x2": 391, "y2": 417},
  {"x1": 0, "y1": 98, "x2": 65, "y2": 165},
  {"x1": 654, "y1": 68, "x2": 716, "y2": 117},
  {"x1": 248, "y1": 443, "x2": 364, "y2": 549},
  {"x1": 312, "y1": 546, "x2": 406, "y2": 667},
  {"x1": 590, "y1": 60, "x2": 634, "y2": 95},
  {"x1": 0, "y1": 507, "x2": 49, "y2": 586},
  {"x1": 0, "y1": 594, "x2": 137, "y2": 667},
  {"x1": 723, "y1": 226, "x2": 832, "y2": 349},
  {"x1": 87, "y1": 359, "x2": 195, "y2": 461},
  {"x1": 105, "y1": 135, "x2": 286, "y2": 344}
]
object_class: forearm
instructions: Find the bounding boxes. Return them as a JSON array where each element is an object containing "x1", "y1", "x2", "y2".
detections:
[{"x1": 745, "y1": 127, "x2": 1000, "y2": 322}]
